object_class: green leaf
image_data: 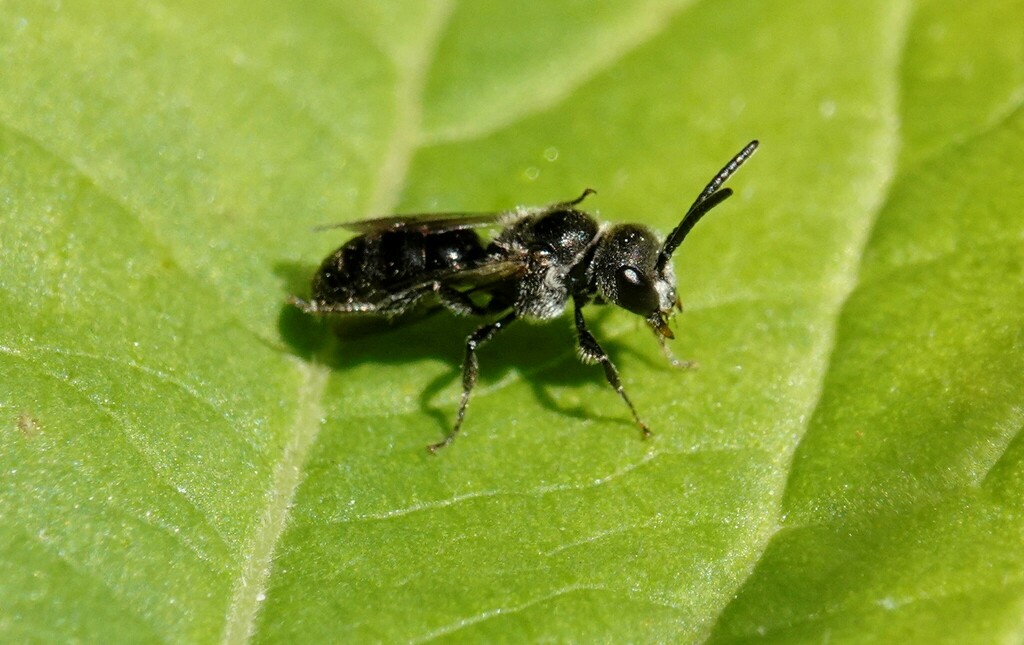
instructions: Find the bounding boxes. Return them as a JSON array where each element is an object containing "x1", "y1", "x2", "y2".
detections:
[{"x1": 1, "y1": 0, "x2": 1022, "y2": 642}]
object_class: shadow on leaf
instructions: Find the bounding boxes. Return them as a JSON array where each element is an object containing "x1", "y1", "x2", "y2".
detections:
[{"x1": 274, "y1": 260, "x2": 687, "y2": 436}]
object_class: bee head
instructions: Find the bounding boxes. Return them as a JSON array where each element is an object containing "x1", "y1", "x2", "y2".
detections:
[
  {"x1": 594, "y1": 140, "x2": 759, "y2": 341},
  {"x1": 593, "y1": 224, "x2": 681, "y2": 340}
]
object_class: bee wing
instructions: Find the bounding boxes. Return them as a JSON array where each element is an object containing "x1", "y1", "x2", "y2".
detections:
[
  {"x1": 442, "y1": 258, "x2": 527, "y2": 287},
  {"x1": 373, "y1": 258, "x2": 525, "y2": 306},
  {"x1": 315, "y1": 210, "x2": 525, "y2": 234}
]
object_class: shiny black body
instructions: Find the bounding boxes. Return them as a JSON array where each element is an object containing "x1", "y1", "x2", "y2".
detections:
[
  {"x1": 310, "y1": 228, "x2": 489, "y2": 316},
  {"x1": 292, "y1": 141, "x2": 759, "y2": 451}
]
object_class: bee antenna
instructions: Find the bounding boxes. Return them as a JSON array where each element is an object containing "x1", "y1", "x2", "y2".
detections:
[
  {"x1": 565, "y1": 188, "x2": 597, "y2": 207},
  {"x1": 657, "y1": 140, "x2": 759, "y2": 270}
]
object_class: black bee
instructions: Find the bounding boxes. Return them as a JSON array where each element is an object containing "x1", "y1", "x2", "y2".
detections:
[{"x1": 291, "y1": 140, "x2": 758, "y2": 452}]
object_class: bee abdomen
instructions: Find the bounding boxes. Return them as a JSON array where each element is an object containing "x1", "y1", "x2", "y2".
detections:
[{"x1": 310, "y1": 229, "x2": 486, "y2": 313}]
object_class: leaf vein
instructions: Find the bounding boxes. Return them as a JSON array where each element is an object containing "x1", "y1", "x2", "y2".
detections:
[
  {"x1": 0, "y1": 343, "x2": 234, "y2": 561},
  {"x1": 220, "y1": 4, "x2": 459, "y2": 643},
  {"x1": 699, "y1": 2, "x2": 915, "y2": 641}
]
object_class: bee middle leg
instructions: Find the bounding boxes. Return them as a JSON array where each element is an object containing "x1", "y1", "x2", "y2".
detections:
[
  {"x1": 573, "y1": 304, "x2": 651, "y2": 439},
  {"x1": 428, "y1": 310, "x2": 518, "y2": 453}
]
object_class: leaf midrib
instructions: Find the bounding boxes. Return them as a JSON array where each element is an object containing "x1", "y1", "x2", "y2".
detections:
[
  {"x1": 217, "y1": 3, "x2": 457, "y2": 643},
  {"x1": 698, "y1": 2, "x2": 913, "y2": 640}
]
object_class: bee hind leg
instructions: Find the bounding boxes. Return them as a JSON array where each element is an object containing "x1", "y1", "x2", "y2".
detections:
[{"x1": 433, "y1": 282, "x2": 487, "y2": 317}]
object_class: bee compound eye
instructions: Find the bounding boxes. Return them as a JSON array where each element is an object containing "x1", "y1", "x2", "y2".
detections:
[
  {"x1": 614, "y1": 266, "x2": 658, "y2": 314},
  {"x1": 619, "y1": 266, "x2": 643, "y2": 286}
]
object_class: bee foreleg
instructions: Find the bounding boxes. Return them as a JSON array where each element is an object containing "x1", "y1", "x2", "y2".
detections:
[{"x1": 654, "y1": 332, "x2": 698, "y2": 370}]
